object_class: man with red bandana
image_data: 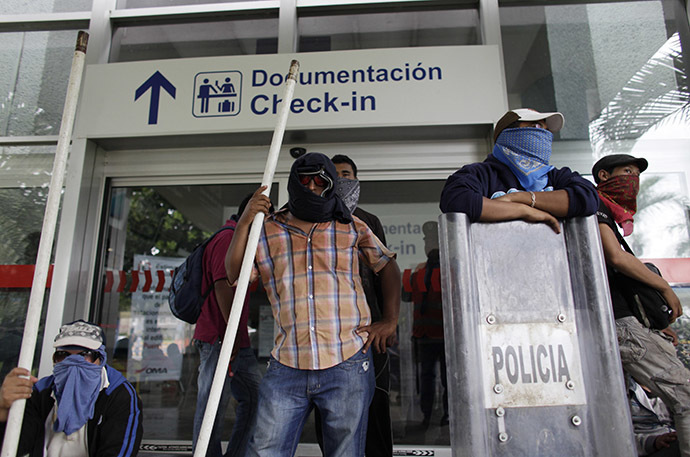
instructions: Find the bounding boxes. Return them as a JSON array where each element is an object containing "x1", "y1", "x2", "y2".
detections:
[{"x1": 594, "y1": 154, "x2": 689, "y2": 457}]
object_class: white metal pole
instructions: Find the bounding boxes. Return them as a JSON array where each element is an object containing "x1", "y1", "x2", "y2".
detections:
[
  {"x1": 193, "y1": 59, "x2": 300, "y2": 457},
  {"x1": 1, "y1": 31, "x2": 89, "y2": 457}
]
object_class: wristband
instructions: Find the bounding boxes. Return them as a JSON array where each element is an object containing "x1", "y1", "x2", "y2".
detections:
[{"x1": 529, "y1": 191, "x2": 536, "y2": 208}]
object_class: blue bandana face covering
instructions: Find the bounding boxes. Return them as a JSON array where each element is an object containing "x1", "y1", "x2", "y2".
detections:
[
  {"x1": 52, "y1": 346, "x2": 106, "y2": 435},
  {"x1": 492, "y1": 127, "x2": 555, "y2": 192}
]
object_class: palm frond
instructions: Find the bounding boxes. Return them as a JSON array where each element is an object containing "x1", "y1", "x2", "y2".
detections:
[{"x1": 589, "y1": 33, "x2": 689, "y2": 156}]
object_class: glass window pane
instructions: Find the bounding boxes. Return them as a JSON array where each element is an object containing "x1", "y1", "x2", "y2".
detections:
[
  {"x1": 358, "y1": 179, "x2": 449, "y2": 445},
  {"x1": 501, "y1": 0, "x2": 687, "y2": 142},
  {"x1": 0, "y1": 145, "x2": 58, "y2": 377},
  {"x1": 501, "y1": 0, "x2": 690, "y2": 260},
  {"x1": 96, "y1": 183, "x2": 277, "y2": 442},
  {"x1": 622, "y1": 172, "x2": 689, "y2": 259},
  {"x1": 116, "y1": 0, "x2": 256, "y2": 8},
  {"x1": 110, "y1": 18, "x2": 279, "y2": 62},
  {"x1": 0, "y1": 31, "x2": 80, "y2": 136},
  {"x1": 0, "y1": 145, "x2": 55, "y2": 263},
  {"x1": 298, "y1": 9, "x2": 479, "y2": 52},
  {"x1": 0, "y1": 0, "x2": 91, "y2": 14}
]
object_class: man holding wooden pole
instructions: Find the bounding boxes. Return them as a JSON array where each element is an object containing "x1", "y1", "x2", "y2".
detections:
[{"x1": 225, "y1": 153, "x2": 401, "y2": 457}]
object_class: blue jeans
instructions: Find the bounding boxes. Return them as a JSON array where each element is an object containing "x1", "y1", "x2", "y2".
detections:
[
  {"x1": 248, "y1": 348, "x2": 375, "y2": 457},
  {"x1": 193, "y1": 341, "x2": 262, "y2": 457}
]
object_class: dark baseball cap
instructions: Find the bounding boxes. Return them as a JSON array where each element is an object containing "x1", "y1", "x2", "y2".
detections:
[{"x1": 592, "y1": 154, "x2": 648, "y2": 183}]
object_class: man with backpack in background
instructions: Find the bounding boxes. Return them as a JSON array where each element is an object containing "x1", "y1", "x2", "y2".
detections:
[
  {"x1": 192, "y1": 195, "x2": 261, "y2": 457},
  {"x1": 593, "y1": 154, "x2": 689, "y2": 457}
]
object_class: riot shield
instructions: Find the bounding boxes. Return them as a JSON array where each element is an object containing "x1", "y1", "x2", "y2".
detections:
[{"x1": 439, "y1": 213, "x2": 635, "y2": 456}]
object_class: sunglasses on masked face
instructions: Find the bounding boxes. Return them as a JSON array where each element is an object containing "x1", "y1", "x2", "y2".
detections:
[
  {"x1": 53, "y1": 349, "x2": 101, "y2": 364},
  {"x1": 298, "y1": 173, "x2": 329, "y2": 187},
  {"x1": 297, "y1": 168, "x2": 333, "y2": 196}
]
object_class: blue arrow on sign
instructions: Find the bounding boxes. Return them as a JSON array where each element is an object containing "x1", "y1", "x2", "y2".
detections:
[{"x1": 135, "y1": 71, "x2": 176, "y2": 125}]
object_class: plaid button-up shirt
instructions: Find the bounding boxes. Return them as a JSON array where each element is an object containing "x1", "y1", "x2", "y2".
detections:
[{"x1": 253, "y1": 209, "x2": 395, "y2": 370}]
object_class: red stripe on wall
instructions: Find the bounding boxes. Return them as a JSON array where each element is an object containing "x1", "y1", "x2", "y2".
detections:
[
  {"x1": 129, "y1": 271, "x2": 139, "y2": 293},
  {"x1": 641, "y1": 258, "x2": 690, "y2": 285},
  {"x1": 0, "y1": 265, "x2": 54, "y2": 288},
  {"x1": 2, "y1": 259, "x2": 689, "y2": 292},
  {"x1": 156, "y1": 270, "x2": 166, "y2": 292},
  {"x1": 143, "y1": 270, "x2": 152, "y2": 292},
  {"x1": 105, "y1": 270, "x2": 114, "y2": 293},
  {"x1": 117, "y1": 271, "x2": 127, "y2": 293}
]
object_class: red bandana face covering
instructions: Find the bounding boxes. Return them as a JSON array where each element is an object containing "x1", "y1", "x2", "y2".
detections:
[{"x1": 597, "y1": 174, "x2": 640, "y2": 236}]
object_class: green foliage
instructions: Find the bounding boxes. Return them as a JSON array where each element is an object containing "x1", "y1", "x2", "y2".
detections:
[{"x1": 123, "y1": 188, "x2": 210, "y2": 269}]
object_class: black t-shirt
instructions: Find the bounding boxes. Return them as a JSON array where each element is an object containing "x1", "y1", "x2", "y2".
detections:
[
  {"x1": 596, "y1": 200, "x2": 634, "y2": 319},
  {"x1": 353, "y1": 207, "x2": 387, "y2": 322}
]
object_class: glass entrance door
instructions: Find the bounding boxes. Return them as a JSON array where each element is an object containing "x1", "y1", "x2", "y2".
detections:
[
  {"x1": 94, "y1": 182, "x2": 278, "y2": 447},
  {"x1": 357, "y1": 179, "x2": 450, "y2": 448},
  {"x1": 92, "y1": 177, "x2": 452, "y2": 452}
]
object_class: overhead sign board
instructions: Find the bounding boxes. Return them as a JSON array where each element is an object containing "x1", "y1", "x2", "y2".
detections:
[{"x1": 77, "y1": 46, "x2": 505, "y2": 138}]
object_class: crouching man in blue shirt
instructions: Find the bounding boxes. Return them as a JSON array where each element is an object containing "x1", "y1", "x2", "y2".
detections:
[{"x1": 0, "y1": 320, "x2": 143, "y2": 457}]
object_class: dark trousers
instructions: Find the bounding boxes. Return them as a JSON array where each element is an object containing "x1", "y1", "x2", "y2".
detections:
[{"x1": 416, "y1": 339, "x2": 448, "y2": 421}]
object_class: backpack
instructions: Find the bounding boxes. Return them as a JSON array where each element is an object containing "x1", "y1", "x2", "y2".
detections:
[
  {"x1": 168, "y1": 226, "x2": 235, "y2": 324},
  {"x1": 603, "y1": 209, "x2": 672, "y2": 329},
  {"x1": 615, "y1": 263, "x2": 672, "y2": 330}
]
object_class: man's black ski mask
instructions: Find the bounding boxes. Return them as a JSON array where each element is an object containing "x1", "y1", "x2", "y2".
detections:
[{"x1": 287, "y1": 153, "x2": 351, "y2": 223}]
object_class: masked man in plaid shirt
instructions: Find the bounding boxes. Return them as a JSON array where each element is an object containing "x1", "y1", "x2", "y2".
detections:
[{"x1": 226, "y1": 153, "x2": 401, "y2": 457}]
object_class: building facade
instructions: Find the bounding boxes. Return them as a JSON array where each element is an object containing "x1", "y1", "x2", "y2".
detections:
[{"x1": 1, "y1": 0, "x2": 689, "y2": 453}]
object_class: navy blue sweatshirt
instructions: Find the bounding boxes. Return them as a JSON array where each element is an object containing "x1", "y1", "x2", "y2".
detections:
[{"x1": 440, "y1": 154, "x2": 598, "y2": 221}]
